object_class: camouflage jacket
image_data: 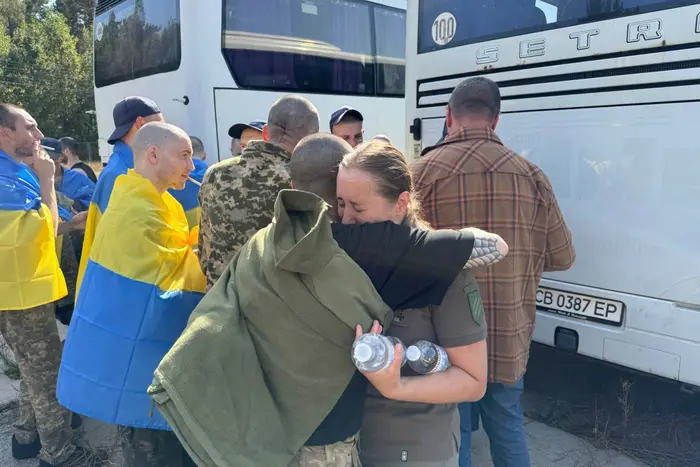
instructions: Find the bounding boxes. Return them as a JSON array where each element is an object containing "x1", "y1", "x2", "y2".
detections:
[{"x1": 198, "y1": 140, "x2": 291, "y2": 289}]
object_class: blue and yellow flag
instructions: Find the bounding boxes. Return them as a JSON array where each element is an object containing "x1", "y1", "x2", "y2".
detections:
[
  {"x1": 168, "y1": 158, "x2": 207, "y2": 232},
  {"x1": 76, "y1": 141, "x2": 133, "y2": 293},
  {"x1": 60, "y1": 168, "x2": 95, "y2": 211},
  {"x1": 58, "y1": 169, "x2": 205, "y2": 429},
  {"x1": 0, "y1": 151, "x2": 67, "y2": 310}
]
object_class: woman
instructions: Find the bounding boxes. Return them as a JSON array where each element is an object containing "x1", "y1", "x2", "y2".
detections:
[{"x1": 337, "y1": 141, "x2": 489, "y2": 467}]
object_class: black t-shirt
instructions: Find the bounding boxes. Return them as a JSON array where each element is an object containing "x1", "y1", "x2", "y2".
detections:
[
  {"x1": 304, "y1": 221, "x2": 475, "y2": 446},
  {"x1": 305, "y1": 371, "x2": 368, "y2": 446},
  {"x1": 71, "y1": 161, "x2": 98, "y2": 183}
]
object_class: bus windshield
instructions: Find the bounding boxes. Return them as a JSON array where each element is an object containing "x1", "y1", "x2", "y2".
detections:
[{"x1": 418, "y1": 0, "x2": 694, "y2": 53}]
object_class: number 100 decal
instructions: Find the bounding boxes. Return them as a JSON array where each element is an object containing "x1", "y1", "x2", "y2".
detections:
[{"x1": 432, "y1": 12, "x2": 457, "y2": 46}]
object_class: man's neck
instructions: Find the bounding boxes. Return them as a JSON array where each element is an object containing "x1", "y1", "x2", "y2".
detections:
[
  {"x1": 67, "y1": 155, "x2": 81, "y2": 166},
  {"x1": 134, "y1": 166, "x2": 167, "y2": 194}
]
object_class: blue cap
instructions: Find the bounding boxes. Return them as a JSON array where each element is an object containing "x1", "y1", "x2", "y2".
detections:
[
  {"x1": 40, "y1": 137, "x2": 63, "y2": 159},
  {"x1": 108, "y1": 96, "x2": 161, "y2": 145},
  {"x1": 329, "y1": 106, "x2": 363, "y2": 131},
  {"x1": 228, "y1": 120, "x2": 266, "y2": 139}
]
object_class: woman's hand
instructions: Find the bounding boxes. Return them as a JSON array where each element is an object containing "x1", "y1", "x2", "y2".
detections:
[
  {"x1": 354, "y1": 320, "x2": 404, "y2": 400},
  {"x1": 354, "y1": 320, "x2": 383, "y2": 338},
  {"x1": 360, "y1": 343, "x2": 405, "y2": 399}
]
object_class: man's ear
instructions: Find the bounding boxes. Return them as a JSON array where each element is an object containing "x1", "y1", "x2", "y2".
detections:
[
  {"x1": 290, "y1": 181, "x2": 294, "y2": 189},
  {"x1": 262, "y1": 125, "x2": 270, "y2": 142}
]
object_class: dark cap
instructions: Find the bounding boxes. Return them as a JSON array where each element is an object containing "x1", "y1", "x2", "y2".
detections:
[
  {"x1": 107, "y1": 96, "x2": 161, "y2": 145},
  {"x1": 228, "y1": 120, "x2": 266, "y2": 139},
  {"x1": 40, "y1": 137, "x2": 63, "y2": 160},
  {"x1": 329, "y1": 106, "x2": 363, "y2": 131}
]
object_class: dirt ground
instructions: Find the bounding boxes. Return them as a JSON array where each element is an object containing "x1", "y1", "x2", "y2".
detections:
[{"x1": 523, "y1": 344, "x2": 700, "y2": 467}]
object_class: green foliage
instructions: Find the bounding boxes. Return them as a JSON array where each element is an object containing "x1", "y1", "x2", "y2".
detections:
[{"x1": 0, "y1": 0, "x2": 97, "y2": 144}]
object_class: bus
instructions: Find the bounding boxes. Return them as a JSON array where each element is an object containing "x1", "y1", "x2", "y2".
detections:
[
  {"x1": 92, "y1": 0, "x2": 407, "y2": 164},
  {"x1": 405, "y1": 0, "x2": 700, "y2": 389}
]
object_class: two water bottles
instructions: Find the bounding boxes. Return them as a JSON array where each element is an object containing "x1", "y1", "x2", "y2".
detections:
[{"x1": 352, "y1": 334, "x2": 450, "y2": 374}]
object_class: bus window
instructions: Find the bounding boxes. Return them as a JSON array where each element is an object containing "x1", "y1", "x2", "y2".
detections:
[
  {"x1": 375, "y1": 6, "x2": 406, "y2": 96},
  {"x1": 223, "y1": 0, "x2": 374, "y2": 95},
  {"x1": 94, "y1": 0, "x2": 181, "y2": 87},
  {"x1": 417, "y1": 0, "x2": 693, "y2": 54}
]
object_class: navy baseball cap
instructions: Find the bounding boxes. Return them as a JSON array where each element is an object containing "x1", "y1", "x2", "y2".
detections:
[
  {"x1": 40, "y1": 137, "x2": 63, "y2": 160},
  {"x1": 329, "y1": 106, "x2": 363, "y2": 131},
  {"x1": 107, "y1": 96, "x2": 161, "y2": 145},
  {"x1": 228, "y1": 120, "x2": 266, "y2": 139}
]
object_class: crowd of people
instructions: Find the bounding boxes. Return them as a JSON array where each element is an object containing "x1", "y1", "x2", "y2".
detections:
[{"x1": 0, "y1": 76, "x2": 575, "y2": 467}]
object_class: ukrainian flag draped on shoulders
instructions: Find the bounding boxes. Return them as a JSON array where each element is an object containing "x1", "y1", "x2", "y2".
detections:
[
  {"x1": 58, "y1": 169, "x2": 205, "y2": 430},
  {"x1": 76, "y1": 141, "x2": 133, "y2": 292},
  {"x1": 168, "y1": 158, "x2": 207, "y2": 239},
  {"x1": 0, "y1": 150, "x2": 66, "y2": 310}
]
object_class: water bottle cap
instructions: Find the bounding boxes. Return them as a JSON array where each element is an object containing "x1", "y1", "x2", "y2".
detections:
[
  {"x1": 353, "y1": 343, "x2": 373, "y2": 363},
  {"x1": 406, "y1": 346, "x2": 421, "y2": 362}
]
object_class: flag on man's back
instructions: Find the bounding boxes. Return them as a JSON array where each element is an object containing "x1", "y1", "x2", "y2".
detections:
[
  {"x1": 58, "y1": 169, "x2": 205, "y2": 429},
  {"x1": 76, "y1": 140, "x2": 133, "y2": 294},
  {"x1": 0, "y1": 151, "x2": 66, "y2": 310}
]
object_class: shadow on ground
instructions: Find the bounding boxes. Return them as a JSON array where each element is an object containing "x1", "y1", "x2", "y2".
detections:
[{"x1": 524, "y1": 344, "x2": 700, "y2": 467}]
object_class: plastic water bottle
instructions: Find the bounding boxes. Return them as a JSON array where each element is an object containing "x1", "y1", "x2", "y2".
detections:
[
  {"x1": 352, "y1": 334, "x2": 406, "y2": 372},
  {"x1": 406, "y1": 340, "x2": 451, "y2": 374}
]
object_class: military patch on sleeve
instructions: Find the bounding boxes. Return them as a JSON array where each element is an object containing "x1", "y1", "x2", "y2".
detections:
[{"x1": 464, "y1": 282, "x2": 485, "y2": 326}]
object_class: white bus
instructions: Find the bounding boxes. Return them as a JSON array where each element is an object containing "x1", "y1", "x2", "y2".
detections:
[
  {"x1": 405, "y1": 0, "x2": 700, "y2": 388},
  {"x1": 92, "y1": 0, "x2": 407, "y2": 164}
]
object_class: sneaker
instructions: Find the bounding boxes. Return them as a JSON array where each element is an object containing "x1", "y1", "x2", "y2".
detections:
[
  {"x1": 39, "y1": 446, "x2": 101, "y2": 467},
  {"x1": 11, "y1": 434, "x2": 41, "y2": 459}
]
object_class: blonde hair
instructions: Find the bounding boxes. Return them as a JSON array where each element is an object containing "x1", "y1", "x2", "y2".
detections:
[{"x1": 340, "y1": 141, "x2": 431, "y2": 230}]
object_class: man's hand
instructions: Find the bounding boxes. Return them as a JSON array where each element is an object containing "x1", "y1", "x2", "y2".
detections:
[
  {"x1": 29, "y1": 148, "x2": 55, "y2": 181},
  {"x1": 57, "y1": 211, "x2": 88, "y2": 235},
  {"x1": 354, "y1": 320, "x2": 404, "y2": 399},
  {"x1": 67, "y1": 211, "x2": 88, "y2": 231}
]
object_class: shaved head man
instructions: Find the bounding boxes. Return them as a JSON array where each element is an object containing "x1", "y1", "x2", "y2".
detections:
[
  {"x1": 198, "y1": 94, "x2": 321, "y2": 288},
  {"x1": 290, "y1": 133, "x2": 352, "y2": 220},
  {"x1": 132, "y1": 122, "x2": 194, "y2": 192},
  {"x1": 57, "y1": 122, "x2": 204, "y2": 467}
]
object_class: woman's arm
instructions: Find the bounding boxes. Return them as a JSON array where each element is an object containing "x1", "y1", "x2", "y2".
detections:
[{"x1": 362, "y1": 340, "x2": 487, "y2": 404}]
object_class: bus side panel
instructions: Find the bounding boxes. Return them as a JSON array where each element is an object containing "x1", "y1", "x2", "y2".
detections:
[
  {"x1": 497, "y1": 102, "x2": 700, "y2": 305},
  {"x1": 213, "y1": 88, "x2": 407, "y2": 161}
]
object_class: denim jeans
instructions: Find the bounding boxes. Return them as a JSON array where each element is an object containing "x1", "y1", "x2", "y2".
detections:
[{"x1": 458, "y1": 377, "x2": 530, "y2": 467}]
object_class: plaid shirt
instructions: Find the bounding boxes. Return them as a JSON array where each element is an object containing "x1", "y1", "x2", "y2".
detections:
[{"x1": 412, "y1": 127, "x2": 575, "y2": 385}]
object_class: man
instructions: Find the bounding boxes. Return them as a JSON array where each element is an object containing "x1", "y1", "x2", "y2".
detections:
[
  {"x1": 59, "y1": 136, "x2": 97, "y2": 183},
  {"x1": 0, "y1": 104, "x2": 87, "y2": 467},
  {"x1": 330, "y1": 106, "x2": 364, "y2": 148},
  {"x1": 150, "y1": 135, "x2": 507, "y2": 467},
  {"x1": 199, "y1": 95, "x2": 319, "y2": 288},
  {"x1": 41, "y1": 137, "x2": 95, "y2": 212},
  {"x1": 228, "y1": 119, "x2": 265, "y2": 155},
  {"x1": 41, "y1": 138, "x2": 91, "y2": 325},
  {"x1": 412, "y1": 77, "x2": 576, "y2": 467},
  {"x1": 169, "y1": 135, "x2": 208, "y2": 231},
  {"x1": 76, "y1": 96, "x2": 163, "y2": 290},
  {"x1": 57, "y1": 122, "x2": 204, "y2": 467}
]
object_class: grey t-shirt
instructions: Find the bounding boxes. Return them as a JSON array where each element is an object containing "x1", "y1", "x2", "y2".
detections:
[{"x1": 360, "y1": 269, "x2": 487, "y2": 464}]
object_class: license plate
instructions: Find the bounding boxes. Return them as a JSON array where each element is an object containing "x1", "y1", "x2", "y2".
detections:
[{"x1": 536, "y1": 287, "x2": 625, "y2": 326}]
